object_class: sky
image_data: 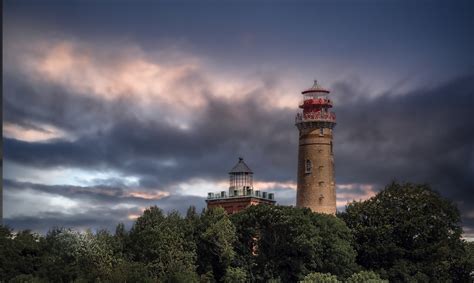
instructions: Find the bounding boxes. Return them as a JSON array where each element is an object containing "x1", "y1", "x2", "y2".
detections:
[{"x1": 3, "y1": 0, "x2": 474, "y2": 238}]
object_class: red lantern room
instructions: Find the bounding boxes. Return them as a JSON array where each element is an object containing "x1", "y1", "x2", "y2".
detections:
[{"x1": 295, "y1": 80, "x2": 336, "y2": 127}]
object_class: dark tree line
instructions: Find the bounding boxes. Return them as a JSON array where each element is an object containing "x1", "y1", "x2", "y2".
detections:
[{"x1": 1, "y1": 182, "x2": 473, "y2": 282}]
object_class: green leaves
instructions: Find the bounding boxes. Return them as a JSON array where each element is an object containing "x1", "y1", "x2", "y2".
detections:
[
  {"x1": 345, "y1": 271, "x2": 387, "y2": 283},
  {"x1": 1, "y1": 184, "x2": 472, "y2": 282},
  {"x1": 0, "y1": 227, "x2": 43, "y2": 281},
  {"x1": 231, "y1": 205, "x2": 358, "y2": 282},
  {"x1": 197, "y1": 207, "x2": 237, "y2": 282},
  {"x1": 340, "y1": 182, "x2": 468, "y2": 281},
  {"x1": 300, "y1": 272, "x2": 341, "y2": 283},
  {"x1": 128, "y1": 206, "x2": 198, "y2": 282}
]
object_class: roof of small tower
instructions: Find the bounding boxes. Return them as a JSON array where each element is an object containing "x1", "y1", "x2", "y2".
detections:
[
  {"x1": 302, "y1": 80, "x2": 330, "y2": 94},
  {"x1": 229, "y1": 157, "x2": 253, "y2": 174}
]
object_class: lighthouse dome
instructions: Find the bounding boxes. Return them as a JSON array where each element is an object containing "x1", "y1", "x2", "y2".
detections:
[
  {"x1": 302, "y1": 80, "x2": 330, "y2": 94},
  {"x1": 229, "y1": 157, "x2": 253, "y2": 174}
]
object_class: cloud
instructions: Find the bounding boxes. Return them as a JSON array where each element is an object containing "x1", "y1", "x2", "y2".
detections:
[
  {"x1": 3, "y1": 122, "x2": 72, "y2": 142},
  {"x1": 3, "y1": 178, "x2": 206, "y2": 233},
  {"x1": 3, "y1": 38, "x2": 299, "y2": 190},
  {"x1": 3, "y1": 36, "x2": 473, "y2": 237},
  {"x1": 5, "y1": 39, "x2": 300, "y2": 130},
  {"x1": 126, "y1": 191, "x2": 170, "y2": 200},
  {"x1": 3, "y1": 179, "x2": 171, "y2": 207},
  {"x1": 29, "y1": 41, "x2": 207, "y2": 114},
  {"x1": 335, "y1": 76, "x2": 474, "y2": 199},
  {"x1": 336, "y1": 184, "x2": 377, "y2": 208}
]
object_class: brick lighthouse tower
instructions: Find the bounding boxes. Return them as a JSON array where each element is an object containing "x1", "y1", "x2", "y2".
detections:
[{"x1": 295, "y1": 80, "x2": 337, "y2": 214}]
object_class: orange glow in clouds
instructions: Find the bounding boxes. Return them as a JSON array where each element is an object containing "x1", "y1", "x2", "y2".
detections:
[
  {"x1": 21, "y1": 40, "x2": 300, "y2": 122},
  {"x1": 126, "y1": 191, "x2": 170, "y2": 200},
  {"x1": 3, "y1": 122, "x2": 71, "y2": 142}
]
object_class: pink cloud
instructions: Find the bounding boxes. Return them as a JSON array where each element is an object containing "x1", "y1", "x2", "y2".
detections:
[
  {"x1": 253, "y1": 180, "x2": 297, "y2": 191},
  {"x1": 3, "y1": 122, "x2": 72, "y2": 142},
  {"x1": 336, "y1": 183, "x2": 378, "y2": 207},
  {"x1": 13, "y1": 39, "x2": 303, "y2": 126},
  {"x1": 126, "y1": 191, "x2": 170, "y2": 200}
]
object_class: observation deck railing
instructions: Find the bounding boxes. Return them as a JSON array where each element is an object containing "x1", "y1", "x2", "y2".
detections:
[
  {"x1": 299, "y1": 97, "x2": 333, "y2": 107},
  {"x1": 295, "y1": 112, "x2": 336, "y2": 123},
  {"x1": 207, "y1": 190, "x2": 275, "y2": 201}
]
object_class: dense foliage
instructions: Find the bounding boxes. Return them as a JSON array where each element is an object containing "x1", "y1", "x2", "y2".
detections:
[
  {"x1": 345, "y1": 271, "x2": 387, "y2": 283},
  {"x1": 300, "y1": 272, "x2": 340, "y2": 283},
  {"x1": 1, "y1": 182, "x2": 473, "y2": 282},
  {"x1": 231, "y1": 205, "x2": 358, "y2": 282},
  {"x1": 340, "y1": 182, "x2": 473, "y2": 282}
]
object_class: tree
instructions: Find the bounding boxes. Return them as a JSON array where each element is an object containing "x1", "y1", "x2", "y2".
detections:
[
  {"x1": 114, "y1": 222, "x2": 128, "y2": 257},
  {"x1": 37, "y1": 227, "x2": 119, "y2": 282},
  {"x1": 346, "y1": 271, "x2": 387, "y2": 283},
  {"x1": 197, "y1": 207, "x2": 237, "y2": 282},
  {"x1": 466, "y1": 241, "x2": 474, "y2": 266},
  {"x1": 108, "y1": 260, "x2": 153, "y2": 283},
  {"x1": 9, "y1": 274, "x2": 46, "y2": 283},
  {"x1": 128, "y1": 206, "x2": 198, "y2": 282},
  {"x1": 340, "y1": 182, "x2": 469, "y2": 281},
  {"x1": 0, "y1": 226, "x2": 43, "y2": 281},
  {"x1": 38, "y1": 228, "x2": 83, "y2": 282},
  {"x1": 300, "y1": 272, "x2": 340, "y2": 283},
  {"x1": 465, "y1": 241, "x2": 474, "y2": 281},
  {"x1": 184, "y1": 206, "x2": 202, "y2": 266},
  {"x1": 77, "y1": 229, "x2": 117, "y2": 281},
  {"x1": 223, "y1": 267, "x2": 248, "y2": 283},
  {"x1": 309, "y1": 213, "x2": 359, "y2": 278},
  {"x1": 231, "y1": 205, "x2": 358, "y2": 282}
]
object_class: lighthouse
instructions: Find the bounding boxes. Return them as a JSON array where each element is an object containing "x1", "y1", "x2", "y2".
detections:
[{"x1": 295, "y1": 80, "x2": 337, "y2": 214}]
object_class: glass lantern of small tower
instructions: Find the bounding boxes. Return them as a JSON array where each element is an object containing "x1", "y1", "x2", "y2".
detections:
[{"x1": 229, "y1": 157, "x2": 254, "y2": 197}]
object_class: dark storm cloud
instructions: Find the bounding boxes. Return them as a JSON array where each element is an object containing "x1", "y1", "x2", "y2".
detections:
[
  {"x1": 5, "y1": 73, "x2": 473, "y2": 233},
  {"x1": 3, "y1": 194, "x2": 140, "y2": 234},
  {"x1": 5, "y1": 73, "x2": 473, "y2": 190},
  {"x1": 4, "y1": 0, "x2": 474, "y2": 235},
  {"x1": 3, "y1": 73, "x2": 124, "y2": 134},
  {"x1": 5, "y1": 214, "x2": 124, "y2": 234},
  {"x1": 463, "y1": 218, "x2": 474, "y2": 236},
  {"x1": 4, "y1": 179, "x2": 155, "y2": 206},
  {"x1": 3, "y1": 68, "x2": 297, "y2": 190},
  {"x1": 335, "y1": 75, "x2": 474, "y2": 201},
  {"x1": 332, "y1": 75, "x2": 474, "y2": 234},
  {"x1": 4, "y1": 178, "x2": 206, "y2": 233},
  {"x1": 337, "y1": 185, "x2": 368, "y2": 197},
  {"x1": 4, "y1": 196, "x2": 206, "y2": 234},
  {"x1": 5, "y1": 0, "x2": 474, "y2": 80}
]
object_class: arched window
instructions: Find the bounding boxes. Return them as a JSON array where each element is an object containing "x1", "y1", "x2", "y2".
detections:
[
  {"x1": 330, "y1": 141, "x2": 333, "y2": 155},
  {"x1": 305, "y1": 159, "x2": 312, "y2": 174}
]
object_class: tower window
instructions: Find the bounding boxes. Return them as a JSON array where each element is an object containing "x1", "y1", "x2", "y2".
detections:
[
  {"x1": 319, "y1": 181, "x2": 324, "y2": 187},
  {"x1": 330, "y1": 141, "x2": 333, "y2": 154},
  {"x1": 305, "y1": 159, "x2": 312, "y2": 174},
  {"x1": 319, "y1": 128, "x2": 324, "y2": 136}
]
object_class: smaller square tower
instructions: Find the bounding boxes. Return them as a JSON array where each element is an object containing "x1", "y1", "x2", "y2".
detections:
[{"x1": 206, "y1": 157, "x2": 276, "y2": 214}]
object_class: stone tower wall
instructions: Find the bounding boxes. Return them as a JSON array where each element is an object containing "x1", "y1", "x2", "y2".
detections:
[{"x1": 296, "y1": 127, "x2": 336, "y2": 214}]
